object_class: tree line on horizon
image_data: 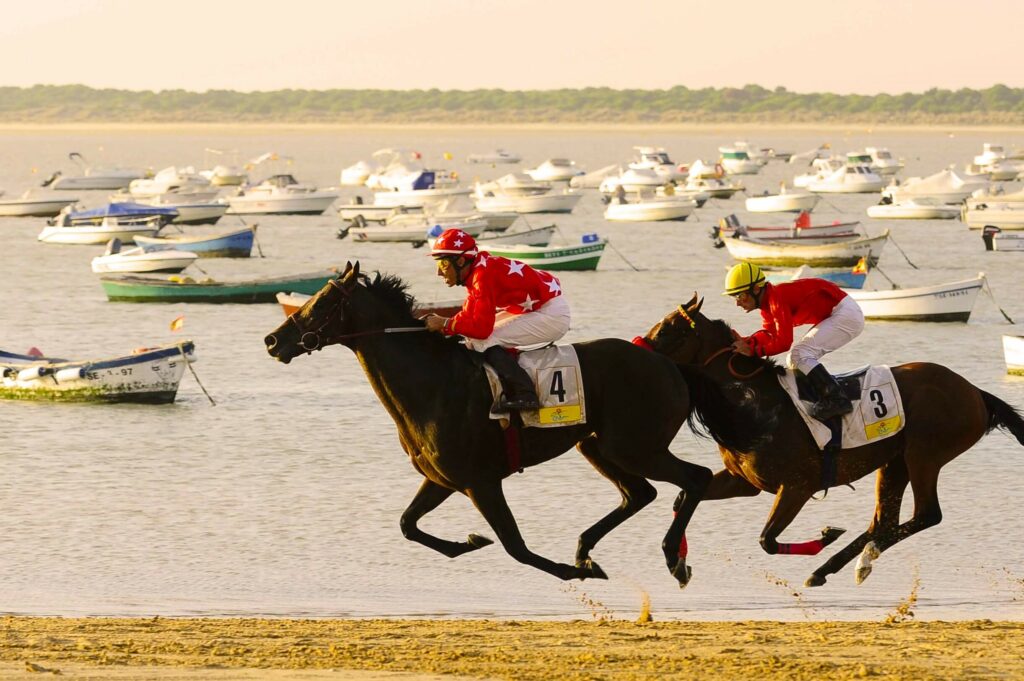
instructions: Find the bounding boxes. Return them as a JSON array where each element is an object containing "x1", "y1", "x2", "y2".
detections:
[{"x1": 2, "y1": 84, "x2": 1023, "y2": 123}]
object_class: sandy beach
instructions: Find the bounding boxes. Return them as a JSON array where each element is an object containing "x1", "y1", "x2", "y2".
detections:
[{"x1": 1, "y1": 617, "x2": 1022, "y2": 680}]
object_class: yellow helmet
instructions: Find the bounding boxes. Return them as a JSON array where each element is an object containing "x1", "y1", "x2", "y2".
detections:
[{"x1": 723, "y1": 262, "x2": 766, "y2": 296}]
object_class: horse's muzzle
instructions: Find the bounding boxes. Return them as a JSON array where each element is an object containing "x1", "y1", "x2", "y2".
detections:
[{"x1": 265, "y1": 334, "x2": 292, "y2": 363}]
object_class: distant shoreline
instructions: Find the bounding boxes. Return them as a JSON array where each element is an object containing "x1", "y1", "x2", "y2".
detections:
[{"x1": 3, "y1": 121, "x2": 1024, "y2": 133}]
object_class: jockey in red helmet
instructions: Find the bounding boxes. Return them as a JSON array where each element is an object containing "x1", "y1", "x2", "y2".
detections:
[
  {"x1": 724, "y1": 262, "x2": 865, "y2": 421},
  {"x1": 423, "y1": 228, "x2": 571, "y2": 412}
]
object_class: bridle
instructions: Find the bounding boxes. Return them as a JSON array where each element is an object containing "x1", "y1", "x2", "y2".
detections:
[
  {"x1": 286, "y1": 278, "x2": 425, "y2": 352},
  {"x1": 651, "y1": 305, "x2": 766, "y2": 380}
]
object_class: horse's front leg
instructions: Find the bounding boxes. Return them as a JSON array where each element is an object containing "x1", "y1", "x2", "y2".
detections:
[
  {"x1": 400, "y1": 478, "x2": 494, "y2": 558},
  {"x1": 467, "y1": 481, "x2": 606, "y2": 581},
  {"x1": 574, "y1": 435, "x2": 657, "y2": 571}
]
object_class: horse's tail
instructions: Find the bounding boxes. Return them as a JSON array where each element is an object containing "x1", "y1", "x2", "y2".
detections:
[
  {"x1": 981, "y1": 390, "x2": 1024, "y2": 446},
  {"x1": 677, "y1": 364, "x2": 776, "y2": 452}
]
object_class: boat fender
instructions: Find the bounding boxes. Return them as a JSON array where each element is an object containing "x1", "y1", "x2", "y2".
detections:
[
  {"x1": 17, "y1": 365, "x2": 54, "y2": 382},
  {"x1": 55, "y1": 366, "x2": 85, "y2": 383}
]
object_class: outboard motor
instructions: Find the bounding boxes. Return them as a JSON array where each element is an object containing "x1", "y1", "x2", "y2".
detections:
[
  {"x1": 982, "y1": 225, "x2": 1000, "y2": 251},
  {"x1": 41, "y1": 171, "x2": 61, "y2": 188},
  {"x1": 104, "y1": 238, "x2": 122, "y2": 256}
]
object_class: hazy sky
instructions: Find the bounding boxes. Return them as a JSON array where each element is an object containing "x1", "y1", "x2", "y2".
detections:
[{"x1": 3, "y1": 0, "x2": 1020, "y2": 94}]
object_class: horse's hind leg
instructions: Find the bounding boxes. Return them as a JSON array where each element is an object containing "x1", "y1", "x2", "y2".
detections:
[
  {"x1": 806, "y1": 457, "x2": 910, "y2": 587},
  {"x1": 756, "y1": 485, "x2": 818, "y2": 556},
  {"x1": 466, "y1": 481, "x2": 606, "y2": 581},
  {"x1": 400, "y1": 479, "x2": 494, "y2": 558},
  {"x1": 574, "y1": 435, "x2": 657, "y2": 570}
]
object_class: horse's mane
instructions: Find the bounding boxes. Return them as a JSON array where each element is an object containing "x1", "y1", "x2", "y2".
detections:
[
  {"x1": 363, "y1": 271, "x2": 418, "y2": 323},
  {"x1": 705, "y1": 317, "x2": 783, "y2": 375}
]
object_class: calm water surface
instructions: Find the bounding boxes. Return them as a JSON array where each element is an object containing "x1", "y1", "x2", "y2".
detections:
[{"x1": 1, "y1": 126, "x2": 1023, "y2": 621}]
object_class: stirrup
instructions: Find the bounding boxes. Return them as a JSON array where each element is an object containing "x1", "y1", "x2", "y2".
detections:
[
  {"x1": 496, "y1": 394, "x2": 541, "y2": 412},
  {"x1": 809, "y1": 399, "x2": 853, "y2": 421}
]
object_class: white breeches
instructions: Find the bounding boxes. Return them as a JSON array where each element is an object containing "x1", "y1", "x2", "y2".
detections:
[
  {"x1": 464, "y1": 295, "x2": 571, "y2": 351},
  {"x1": 785, "y1": 296, "x2": 865, "y2": 374}
]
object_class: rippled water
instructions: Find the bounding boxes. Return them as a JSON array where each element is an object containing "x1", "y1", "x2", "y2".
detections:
[{"x1": 1, "y1": 126, "x2": 1023, "y2": 621}]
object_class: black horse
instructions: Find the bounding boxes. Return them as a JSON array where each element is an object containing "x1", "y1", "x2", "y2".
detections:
[
  {"x1": 643, "y1": 295, "x2": 1024, "y2": 586},
  {"x1": 264, "y1": 263, "x2": 765, "y2": 585}
]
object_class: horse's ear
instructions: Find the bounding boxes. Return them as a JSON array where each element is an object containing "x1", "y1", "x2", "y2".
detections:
[
  {"x1": 352, "y1": 261, "x2": 361, "y2": 278},
  {"x1": 340, "y1": 261, "x2": 353, "y2": 279},
  {"x1": 693, "y1": 295, "x2": 703, "y2": 314},
  {"x1": 683, "y1": 293, "x2": 698, "y2": 310}
]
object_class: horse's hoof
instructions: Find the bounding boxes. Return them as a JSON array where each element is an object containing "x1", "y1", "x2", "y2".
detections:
[
  {"x1": 672, "y1": 561, "x2": 693, "y2": 589},
  {"x1": 820, "y1": 526, "x2": 847, "y2": 546},
  {"x1": 805, "y1": 573, "x2": 827, "y2": 588},
  {"x1": 576, "y1": 558, "x2": 608, "y2": 581},
  {"x1": 854, "y1": 541, "x2": 880, "y2": 585},
  {"x1": 467, "y1": 533, "x2": 494, "y2": 549}
]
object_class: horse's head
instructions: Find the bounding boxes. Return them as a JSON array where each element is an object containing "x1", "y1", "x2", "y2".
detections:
[
  {"x1": 265, "y1": 261, "x2": 362, "y2": 364},
  {"x1": 643, "y1": 293, "x2": 712, "y2": 364}
]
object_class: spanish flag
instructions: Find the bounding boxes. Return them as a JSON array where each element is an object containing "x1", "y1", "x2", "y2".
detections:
[
  {"x1": 852, "y1": 257, "x2": 868, "y2": 275},
  {"x1": 170, "y1": 315, "x2": 185, "y2": 332}
]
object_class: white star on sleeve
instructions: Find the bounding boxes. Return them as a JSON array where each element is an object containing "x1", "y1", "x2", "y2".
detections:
[
  {"x1": 507, "y1": 260, "x2": 526, "y2": 277},
  {"x1": 520, "y1": 294, "x2": 536, "y2": 311},
  {"x1": 545, "y1": 278, "x2": 561, "y2": 294}
]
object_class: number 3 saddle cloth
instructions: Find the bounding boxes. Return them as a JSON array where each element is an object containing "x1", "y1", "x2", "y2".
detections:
[
  {"x1": 779, "y1": 365, "x2": 905, "y2": 451},
  {"x1": 483, "y1": 345, "x2": 587, "y2": 429}
]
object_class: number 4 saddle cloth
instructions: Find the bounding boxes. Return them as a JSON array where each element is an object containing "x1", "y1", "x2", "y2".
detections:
[
  {"x1": 483, "y1": 345, "x2": 587, "y2": 429},
  {"x1": 778, "y1": 365, "x2": 905, "y2": 451}
]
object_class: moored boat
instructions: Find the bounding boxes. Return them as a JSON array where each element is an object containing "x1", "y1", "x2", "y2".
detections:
[
  {"x1": 0, "y1": 191, "x2": 79, "y2": 217},
  {"x1": 483, "y1": 236, "x2": 607, "y2": 271},
  {"x1": 867, "y1": 198, "x2": 960, "y2": 220},
  {"x1": 604, "y1": 196, "x2": 695, "y2": 222},
  {"x1": 722, "y1": 230, "x2": 889, "y2": 267},
  {"x1": 981, "y1": 226, "x2": 1024, "y2": 251},
  {"x1": 745, "y1": 187, "x2": 819, "y2": 213},
  {"x1": 1003, "y1": 335, "x2": 1024, "y2": 375},
  {"x1": 847, "y1": 275, "x2": 985, "y2": 322},
  {"x1": 134, "y1": 226, "x2": 256, "y2": 258},
  {"x1": 100, "y1": 267, "x2": 344, "y2": 303},
  {"x1": 764, "y1": 260, "x2": 869, "y2": 289},
  {"x1": 0, "y1": 341, "x2": 195, "y2": 403},
  {"x1": 91, "y1": 239, "x2": 198, "y2": 274}
]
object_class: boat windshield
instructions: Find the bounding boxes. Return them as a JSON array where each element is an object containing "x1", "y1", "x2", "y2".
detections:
[{"x1": 722, "y1": 151, "x2": 750, "y2": 160}]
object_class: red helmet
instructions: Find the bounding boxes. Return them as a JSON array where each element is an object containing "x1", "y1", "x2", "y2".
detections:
[{"x1": 430, "y1": 229, "x2": 478, "y2": 258}]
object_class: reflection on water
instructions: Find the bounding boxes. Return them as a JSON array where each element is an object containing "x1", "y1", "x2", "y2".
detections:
[{"x1": 1, "y1": 127, "x2": 1023, "y2": 620}]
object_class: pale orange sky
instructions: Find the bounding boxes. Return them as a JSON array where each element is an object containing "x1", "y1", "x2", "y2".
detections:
[{"x1": 3, "y1": 0, "x2": 1020, "y2": 94}]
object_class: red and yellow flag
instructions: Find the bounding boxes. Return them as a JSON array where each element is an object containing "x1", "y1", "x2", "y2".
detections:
[
  {"x1": 170, "y1": 315, "x2": 185, "y2": 332},
  {"x1": 852, "y1": 257, "x2": 868, "y2": 275}
]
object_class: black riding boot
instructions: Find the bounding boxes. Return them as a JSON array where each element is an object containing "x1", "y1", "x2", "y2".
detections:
[
  {"x1": 806, "y1": 364, "x2": 853, "y2": 421},
  {"x1": 483, "y1": 346, "x2": 540, "y2": 413}
]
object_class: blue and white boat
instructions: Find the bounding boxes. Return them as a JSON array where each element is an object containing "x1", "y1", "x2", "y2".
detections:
[
  {"x1": 0, "y1": 341, "x2": 196, "y2": 403},
  {"x1": 38, "y1": 203, "x2": 180, "y2": 244},
  {"x1": 764, "y1": 263, "x2": 869, "y2": 289},
  {"x1": 55, "y1": 202, "x2": 180, "y2": 226},
  {"x1": 134, "y1": 226, "x2": 255, "y2": 258}
]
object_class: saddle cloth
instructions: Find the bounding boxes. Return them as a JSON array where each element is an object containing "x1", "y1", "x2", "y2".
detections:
[
  {"x1": 778, "y1": 365, "x2": 905, "y2": 450},
  {"x1": 484, "y1": 344, "x2": 587, "y2": 428}
]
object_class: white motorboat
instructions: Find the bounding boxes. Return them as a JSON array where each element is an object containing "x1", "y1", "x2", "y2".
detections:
[
  {"x1": 1002, "y1": 335, "x2": 1024, "y2": 375},
  {"x1": 847, "y1": 274, "x2": 985, "y2": 322},
  {"x1": 467, "y1": 149, "x2": 521, "y2": 164},
  {"x1": 43, "y1": 152, "x2": 149, "y2": 191},
  {"x1": 569, "y1": 164, "x2": 619, "y2": 189},
  {"x1": 599, "y1": 168, "x2": 668, "y2": 194},
  {"x1": 345, "y1": 215, "x2": 488, "y2": 244},
  {"x1": 200, "y1": 149, "x2": 247, "y2": 186},
  {"x1": 0, "y1": 190, "x2": 78, "y2": 217},
  {"x1": 337, "y1": 200, "x2": 424, "y2": 223},
  {"x1": 745, "y1": 186, "x2": 819, "y2": 213},
  {"x1": 684, "y1": 176, "x2": 743, "y2": 199},
  {"x1": 524, "y1": 158, "x2": 584, "y2": 182},
  {"x1": 865, "y1": 147, "x2": 904, "y2": 175},
  {"x1": 38, "y1": 218, "x2": 161, "y2": 245},
  {"x1": 883, "y1": 168, "x2": 988, "y2": 204},
  {"x1": 717, "y1": 147, "x2": 762, "y2": 175},
  {"x1": 340, "y1": 160, "x2": 375, "y2": 186},
  {"x1": 127, "y1": 166, "x2": 216, "y2": 200},
  {"x1": 966, "y1": 161, "x2": 1021, "y2": 182},
  {"x1": 476, "y1": 173, "x2": 552, "y2": 196},
  {"x1": 688, "y1": 159, "x2": 726, "y2": 180},
  {"x1": 477, "y1": 224, "x2": 556, "y2": 246},
  {"x1": 369, "y1": 161, "x2": 468, "y2": 208},
  {"x1": 974, "y1": 143, "x2": 1009, "y2": 167},
  {"x1": 627, "y1": 147, "x2": 688, "y2": 182},
  {"x1": 793, "y1": 158, "x2": 844, "y2": 187},
  {"x1": 226, "y1": 174, "x2": 339, "y2": 215},
  {"x1": 91, "y1": 239, "x2": 197, "y2": 274},
  {"x1": 473, "y1": 186, "x2": 581, "y2": 214},
  {"x1": 722, "y1": 230, "x2": 889, "y2": 267},
  {"x1": 731, "y1": 141, "x2": 790, "y2": 164},
  {"x1": 604, "y1": 196, "x2": 696, "y2": 222},
  {"x1": 125, "y1": 195, "x2": 229, "y2": 225},
  {"x1": 982, "y1": 226, "x2": 1024, "y2": 251},
  {"x1": 809, "y1": 165, "x2": 886, "y2": 193},
  {"x1": 866, "y1": 198, "x2": 960, "y2": 220}
]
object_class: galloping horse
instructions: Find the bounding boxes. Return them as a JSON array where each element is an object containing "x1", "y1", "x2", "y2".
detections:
[
  {"x1": 265, "y1": 263, "x2": 766, "y2": 585},
  {"x1": 642, "y1": 294, "x2": 1024, "y2": 586}
]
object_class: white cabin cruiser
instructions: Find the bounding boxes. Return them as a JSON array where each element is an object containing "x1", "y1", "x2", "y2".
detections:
[
  {"x1": 43, "y1": 152, "x2": 149, "y2": 191},
  {"x1": 882, "y1": 168, "x2": 988, "y2": 204},
  {"x1": 127, "y1": 166, "x2": 218, "y2": 201},
  {"x1": 793, "y1": 158, "x2": 844, "y2": 188},
  {"x1": 627, "y1": 147, "x2": 688, "y2": 182},
  {"x1": 865, "y1": 147, "x2": 904, "y2": 175},
  {"x1": 717, "y1": 147, "x2": 762, "y2": 175},
  {"x1": 866, "y1": 197, "x2": 960, "y2": 220},
  {"x1": 226, "y1": 174, "x2": 339, "y2": 215},
  {"x1": 809, "y1": 165, "x2": 886, "y2": 193},
  {"x1": 598, "y1": 168, "x2": 668, "y2": 194},
  {"x1": 467, "y1": 149, "x2": 521, "y2": 164},
  {"x1": 91, "y1": 238, "x2": 198, "y2": 274},
  {"x1": 524, "y1": 158, "x2": 585, "y2": 182}
]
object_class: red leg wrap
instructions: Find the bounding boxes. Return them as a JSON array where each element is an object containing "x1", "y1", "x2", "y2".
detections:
[{"x1": 777, "y1": 539, "x2": 824, "y2": 556}]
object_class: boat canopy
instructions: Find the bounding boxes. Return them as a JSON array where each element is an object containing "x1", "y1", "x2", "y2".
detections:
[{"x1": 68, "y1": 202, "x2": 179, "y2": 220}]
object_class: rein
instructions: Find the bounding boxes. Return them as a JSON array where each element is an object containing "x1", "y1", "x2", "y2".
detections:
[
  {"x1": 288, "y1": 278, "x2": 426, "y2": 351},
  {"x1": 703, "y1": 346, "x2": 766, "y2": 380}
]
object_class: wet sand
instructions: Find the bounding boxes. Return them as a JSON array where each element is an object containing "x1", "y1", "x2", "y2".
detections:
[{"x1": 2, "y1": 617, "x2": 1023, "y2": 680}]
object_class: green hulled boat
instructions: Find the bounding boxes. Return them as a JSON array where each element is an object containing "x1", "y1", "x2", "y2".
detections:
[
  {"x1": 100, "y1": 267, "x2": 341, "y2": 303},
  {"x1": 483, "y1": 240, "x2": 606, "y2": 271}
]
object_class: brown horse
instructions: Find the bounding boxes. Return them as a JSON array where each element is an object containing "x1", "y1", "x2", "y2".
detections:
[
  {"x1": 642, "y1": 294, "x2": 1024, "y2": 586},
  {"x1": 264, "y1": 263, "x2": 767, "y2": 585}
]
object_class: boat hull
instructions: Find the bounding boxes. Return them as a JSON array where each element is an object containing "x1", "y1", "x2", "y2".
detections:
[
  {"x1": 226, "y1": 194, "x2": 338, "y2": 215},
  {"x1": 847, "y1": 276, "x2": 984, "y2": 322},
  {"x1": 604, "y1": 200, "x2": 694, "y2": 222},
  {"x1": 723, "y1": 231, "x2": 888, "y2": 267},
  {"x1": 134, "y1": 228, "x2": 255, "y2": 258},
  {"x1": 745, "y1": 193, "x2": 820, "y2": 213},
  {"x1": 1003, "y1": 335, "x2": 1024, "y2": 375},
  {"x1": 474, "y1": 193, "x2": 582, "y2": 214},
  {"x1": 100, "y1": 270, "x2": 340, "y2": 303},
  {"x1": 0, "y1": 342, "x2": 194, "y2": 403},
  {"x1": 38, "y1": 225, "x2": 159, "y2": 245},
  {"x1": 0, "y1": 198, "x2": 78, "y2": 217},
  {"x1": 483, "y1": 242, "x2": 606, "y2": 271}
]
